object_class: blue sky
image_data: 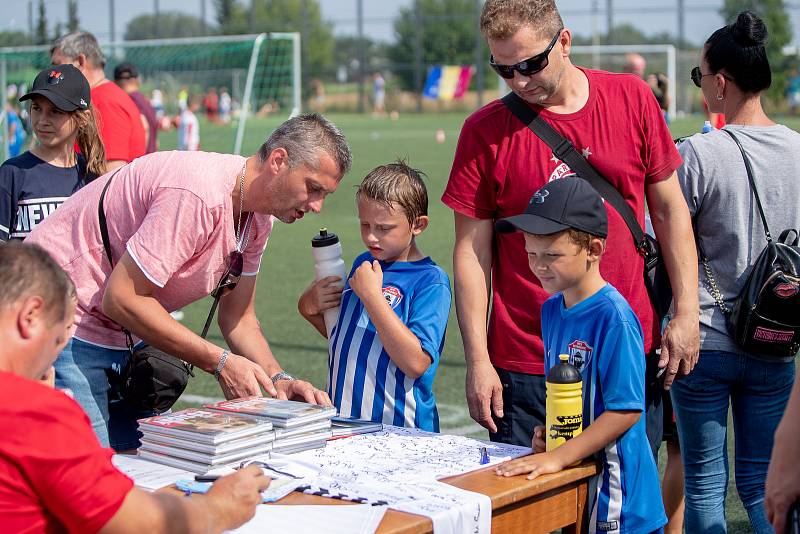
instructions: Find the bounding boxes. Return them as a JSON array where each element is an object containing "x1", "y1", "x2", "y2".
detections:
[{"x1": 2, "y1": 0, "x2": 800, "y2": 47}]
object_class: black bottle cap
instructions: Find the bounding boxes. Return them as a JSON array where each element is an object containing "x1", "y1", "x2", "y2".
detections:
[
  {"x1": 546, "y1": 354, "x2": 582, "y2": 384},
  {"x1": 312, "y1": 228, "x2": 340, "y2": 248}
]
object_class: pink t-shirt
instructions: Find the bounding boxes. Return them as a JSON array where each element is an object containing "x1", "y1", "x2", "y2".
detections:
[{"x1": 26, "y1": 151, "x2": 273, "y2": 348}]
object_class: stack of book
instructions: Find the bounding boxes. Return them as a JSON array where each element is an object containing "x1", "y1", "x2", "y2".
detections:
[
  {"x1": 137, "y1": 408, "x2": 275, "y2": 474},
  {"x1": 329, "y1": 416, "x2": 383, "y2": 440},
  {"x1": 206, "y1": 397, "x2": 336, "y2": 454}
]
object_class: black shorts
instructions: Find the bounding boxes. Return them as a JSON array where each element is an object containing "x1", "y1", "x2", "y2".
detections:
[{"x1": 489, "y1": 367, "x2": 546, "y2": 447}]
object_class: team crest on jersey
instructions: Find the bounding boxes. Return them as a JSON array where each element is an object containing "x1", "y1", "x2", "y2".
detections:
[
  {"x1": 567, "y1": 339, "x2": 592, "y2": 370},
  {"x1": 382, "y1": 285, "x2": 403, "y2": 309}
]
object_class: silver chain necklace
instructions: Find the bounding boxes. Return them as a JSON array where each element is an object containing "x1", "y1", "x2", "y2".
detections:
[{"x1": 235, "y1": 161, "x2": 248, "y2": 250}]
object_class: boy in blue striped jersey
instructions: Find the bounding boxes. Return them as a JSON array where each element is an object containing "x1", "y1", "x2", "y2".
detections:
[
  {"x1": 299, "y1": 162, "x2": 451, "y2": 431},
  {"x1": 493, "y1": 177, "x2": 666, "y2": 534}
]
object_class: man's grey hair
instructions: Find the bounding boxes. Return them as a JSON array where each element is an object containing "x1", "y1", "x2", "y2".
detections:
[
  {"x1": 51, "y1": 31, "x2": 106, "y2": 68},
  {"x1": 257, "y1": 113, "x2": 351, "y2": 178}
]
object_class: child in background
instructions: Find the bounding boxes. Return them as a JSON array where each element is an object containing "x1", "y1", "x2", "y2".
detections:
[
  {"x1": 0, "y1": 65, "x2": 105, "y2": 241},
  {"x1": 177, "y1": 95, "x2": 200, "y2": 151},
  {"x1": 494, "y1": 177, "x2": 666, "y2": 534},
  {"x1": 298, "y1": 162, "x2": 451, "y2": 432}
]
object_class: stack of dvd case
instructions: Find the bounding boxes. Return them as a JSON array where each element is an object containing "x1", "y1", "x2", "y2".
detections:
[
  {"x1": 206, "y1": 397, "x2": 337, "y2": 454},
  {"x1": 137, "y1": 408, "x2": 275, "y2": 474}
]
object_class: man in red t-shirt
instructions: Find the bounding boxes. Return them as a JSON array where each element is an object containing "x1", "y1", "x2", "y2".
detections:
[
  {"x1": 51, "y1": 32, "x2": 146, "y2": 171},
  {"x1": 0, "y1": 242, "x2": 269, "y2": 534},
  {"x1": 442, "y1": 0, "x2": 699, "y2": 449}
]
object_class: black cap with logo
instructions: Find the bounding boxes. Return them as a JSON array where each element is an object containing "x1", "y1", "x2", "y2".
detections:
[
  {"x1": 113, "y1": 62, "x2": 139, "y2": 81},
  {"x1": 495, "y1": 176, "x2": 608, "y2": 238},
  {"x1": 19, "y1": 64, "x2": 91, "y2": 112}
]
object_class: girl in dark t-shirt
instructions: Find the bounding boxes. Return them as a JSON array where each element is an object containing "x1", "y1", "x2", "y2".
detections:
[{"x1": 0, "y1": 64, "x2": 104, "y2": 240}]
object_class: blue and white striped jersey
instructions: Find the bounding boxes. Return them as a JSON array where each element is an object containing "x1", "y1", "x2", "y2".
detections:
[
  {"x1": 542, "y1": 284, "x2": 666, "y2": 534},
  {"x1": 327, "y1": 252, "x2": 451, "y2": 432}
]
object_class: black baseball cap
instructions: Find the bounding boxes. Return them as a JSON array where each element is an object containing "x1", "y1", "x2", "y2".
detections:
[
  {"x1": 19, "y1": 64, "x2": 90, "y2": 112},
  {"x1": 113, "y1": 62, "x2": 139, "y2": 81},
  {"x1": 495, "y1": 176, "x2": 608, "y2": 238}
]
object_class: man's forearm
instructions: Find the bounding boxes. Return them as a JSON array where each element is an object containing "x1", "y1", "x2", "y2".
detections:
[
  {"x1": 454, "y1": 256, "x2": 492, "y2": 366},
  {"x1": 649, "y1": 181, "x2": 699, "y2": 317},
  {"x1": 221, "y1": 312, "x2": 283, "y2": 377},
  {"x1": 103, "y1": 292, "x2": 223, "y2": 373}
]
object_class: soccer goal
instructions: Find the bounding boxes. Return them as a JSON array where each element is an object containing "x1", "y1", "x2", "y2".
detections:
[
  {"x1": 569, "y1": 44, "x2": 677, "y2": 120},
  {"x1": 0, "y1": 32, "x2": 301, "y2": 159}
]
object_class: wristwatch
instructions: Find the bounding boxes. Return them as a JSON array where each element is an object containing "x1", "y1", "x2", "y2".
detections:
[{"x1": 270, "y1": 371, "x2": 295, "y2": 384}]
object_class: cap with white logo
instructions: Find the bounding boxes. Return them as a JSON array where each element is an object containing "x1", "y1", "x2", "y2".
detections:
[{"x1": 495, "y1": 176, "x2": 608, "y2": 238}]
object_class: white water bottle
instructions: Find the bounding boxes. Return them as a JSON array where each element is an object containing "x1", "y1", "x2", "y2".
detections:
[{"x1": 311, "y1": 228, "x2": 346, "y2": 338}]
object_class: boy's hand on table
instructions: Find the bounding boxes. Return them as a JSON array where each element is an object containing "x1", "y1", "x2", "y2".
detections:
[
  {"x1": 350, "y1": 261, "x2": 384, "y2": 303},
  {"x1": 299, "y1": 276, "x2": 343, "y2": 317},
  {"x1": 532, "y1": 426, "x2": 546, "y2": 453},
  {"x1": 495, "y1": 450, "x2": 566, "y2": 481}
]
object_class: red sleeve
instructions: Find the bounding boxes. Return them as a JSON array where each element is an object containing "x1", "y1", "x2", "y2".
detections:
[
  {"x1": 442, "y1": 114, "x2": 500, "y2": 220},
  {"x1": 11, "y1": 388, "x2": 133, "y2": 533},
  {"x1": 641, "y1": 85, "x2": 682, "y2": 184}
]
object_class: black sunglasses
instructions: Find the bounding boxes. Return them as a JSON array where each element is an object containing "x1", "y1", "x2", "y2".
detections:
[
  {"x1": 691, "y1": 66, "x2": 733, "y2": 88},
  {"x1": 490, "y1": 28, "x2": 563, "y2": 79},
  {"x1": 211, "y1": 250, "x2": 243, "y2": 299}
]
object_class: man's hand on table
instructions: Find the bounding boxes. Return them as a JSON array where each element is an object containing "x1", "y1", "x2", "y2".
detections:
[
  {"x1": 275, "y1": 379, "x2": 332, "y2": 406},
  {"x1": 217, "y1": 353, "x2": 277, "y2": 399},
  {"x1": 205, "y1": 464, "x2": 270, "y2": 528}
]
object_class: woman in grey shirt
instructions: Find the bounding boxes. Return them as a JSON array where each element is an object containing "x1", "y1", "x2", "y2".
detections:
[{"x1": 674, "y1": 10, "x2": 798, "y2": 534}]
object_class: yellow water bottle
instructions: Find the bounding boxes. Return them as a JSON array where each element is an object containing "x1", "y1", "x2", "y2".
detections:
[{"x1": 546, "y1": 354, "x2": 583, "y2": 453}]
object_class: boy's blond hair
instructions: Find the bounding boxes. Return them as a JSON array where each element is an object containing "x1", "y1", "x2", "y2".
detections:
[
  {"x1": 480, "y1": 0, "x2": 563, "y2": 41},
  {"x1": 356, "y1": 161, "x2": 428, "y2": 225}
]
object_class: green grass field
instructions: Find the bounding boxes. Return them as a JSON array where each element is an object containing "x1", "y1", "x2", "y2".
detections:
[{"x1": 162, "y1": 112, "x2": 800, "y2": 532}]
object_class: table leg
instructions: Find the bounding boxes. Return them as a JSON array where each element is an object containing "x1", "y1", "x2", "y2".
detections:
[{"x1": 563, "y1": 479, "x2": 589, "y2": 534}]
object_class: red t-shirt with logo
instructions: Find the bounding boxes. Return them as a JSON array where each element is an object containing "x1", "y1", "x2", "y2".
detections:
[
  {"x1": 92, "y1": 82, "x2": 146, "y2": 163},
  {"x1": 442, "y1": 68, "x2": 682, "y2": 375},
  {"x1": 0, "y1": 372, "x2": 133, "y2": 533}
]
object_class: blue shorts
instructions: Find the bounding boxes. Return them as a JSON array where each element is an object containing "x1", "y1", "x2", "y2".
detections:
[{"x1": 54, "y1": 338, "x2": 154, "y2": 451}]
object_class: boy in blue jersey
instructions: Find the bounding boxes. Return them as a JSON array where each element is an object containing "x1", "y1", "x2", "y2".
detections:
[
  {"x1": 299, "y1": 162, "x2": 451, "y2": 432},
  {"x1": 493, "y1": 176, "x2": 666, "y2": 534}
]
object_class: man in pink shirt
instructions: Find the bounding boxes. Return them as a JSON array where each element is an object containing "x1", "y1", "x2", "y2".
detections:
[{"x1": 27, "y1": 113, "x2": 352, "y2": 450}]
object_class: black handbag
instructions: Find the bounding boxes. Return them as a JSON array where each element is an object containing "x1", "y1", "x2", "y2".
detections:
[
  {"x1": 98, "y1": 169, "x2": 222, "y2": 413},
  {"x1": 502, "y1": 93, "x2": 673, "y2": 322},
  {"x1": 699, "y1": 129, "x2": 800, "y2": 359}
]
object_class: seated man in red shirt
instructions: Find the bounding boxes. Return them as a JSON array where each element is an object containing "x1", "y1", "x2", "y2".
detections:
[{"x1": 0, "y1": 242, "x2": 269, "y2": 534}]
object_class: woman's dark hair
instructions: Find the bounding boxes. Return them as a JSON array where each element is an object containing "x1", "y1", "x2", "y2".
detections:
[{"x1": 705, "y1": 10, "x2": 771, "y2": 93}]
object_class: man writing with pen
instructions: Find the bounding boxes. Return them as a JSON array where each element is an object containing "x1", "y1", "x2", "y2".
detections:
[{"x1": 0, "y1": 242, "x2": 269, "y2": 534}]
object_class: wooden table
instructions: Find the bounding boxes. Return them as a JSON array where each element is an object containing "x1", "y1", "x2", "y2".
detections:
[{"x1": 270, "y1": 461, "x2": 598, "y2": 534}]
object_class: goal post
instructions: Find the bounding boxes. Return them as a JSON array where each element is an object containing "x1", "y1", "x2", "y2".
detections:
[
  {"x1": 0, "y1": 32, "x2": 301, "y2": 159},
  {"x1": 569, "y1": 44, "x2": 677, "y2": 121}
]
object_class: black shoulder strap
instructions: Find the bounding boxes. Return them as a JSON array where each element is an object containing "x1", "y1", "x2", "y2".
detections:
[
  {"x1": 501, "y1": 92, "x2": 648, "y2": 251},
  {"x1": 97, "y1": 168, "x2": 218, "y2": 348},
  {"x1": 721, "y1": 128, "x2": 772, "y2": 242}
]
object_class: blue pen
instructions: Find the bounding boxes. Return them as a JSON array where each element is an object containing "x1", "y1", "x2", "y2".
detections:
[{"x1": 479, "y1": 446, "x2": 490, "y2": 465}]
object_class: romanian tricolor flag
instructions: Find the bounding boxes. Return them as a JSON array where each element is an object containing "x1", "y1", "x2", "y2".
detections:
[{"x1": 423, "y1": 65, "x2": 474, "y2": 100}]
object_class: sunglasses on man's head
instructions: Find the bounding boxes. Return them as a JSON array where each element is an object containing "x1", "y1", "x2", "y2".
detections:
[
  {"x1": 489, "y1": 28, "x2": 563, "y2": 79},
  {"x1": 212, "y1": 250, "x2": 243, "y2": 299}
]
